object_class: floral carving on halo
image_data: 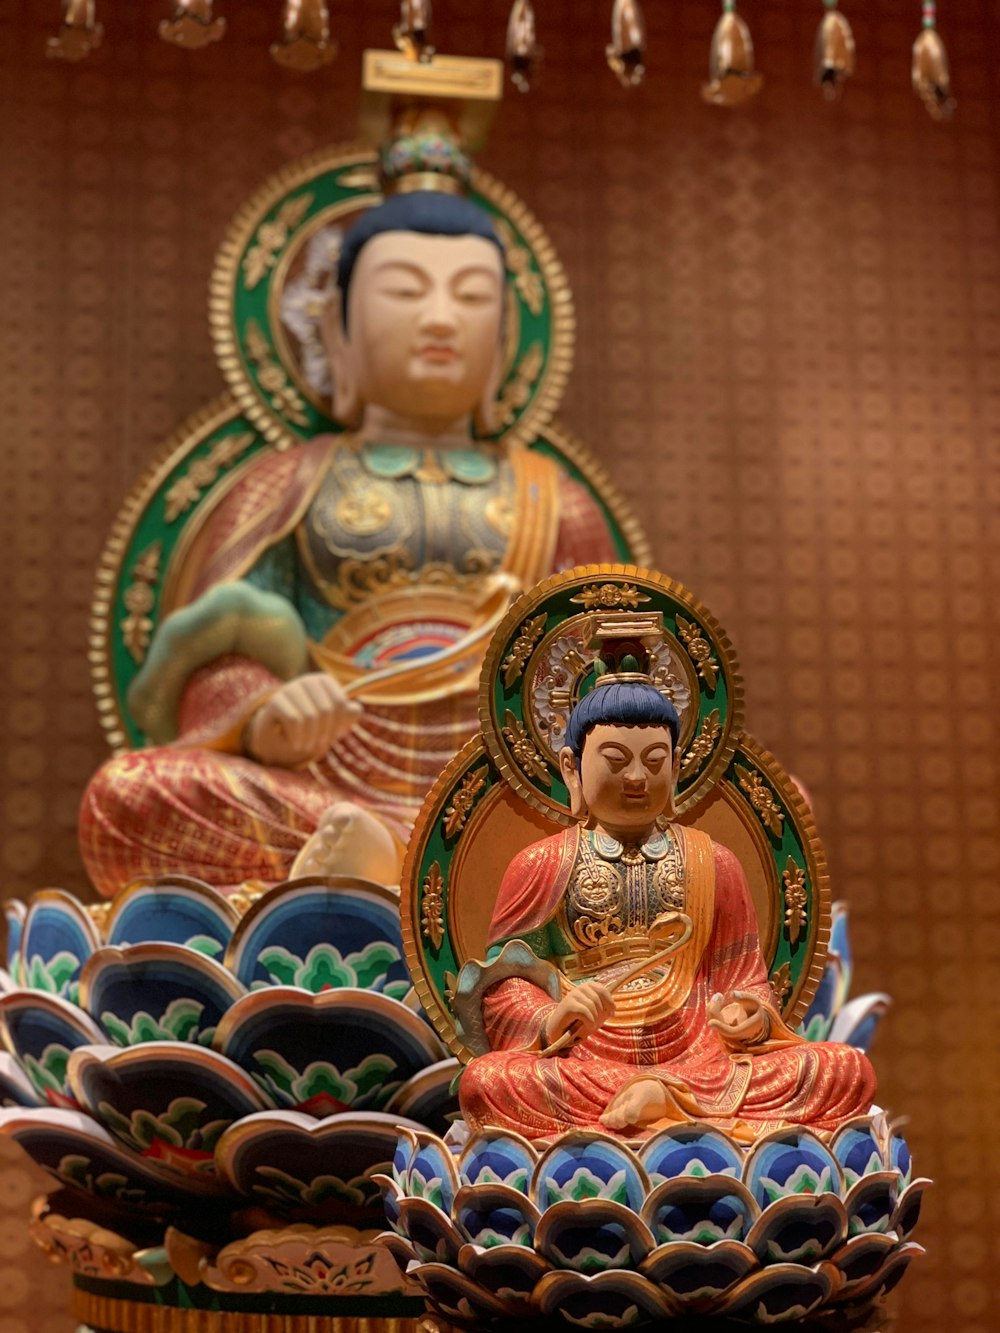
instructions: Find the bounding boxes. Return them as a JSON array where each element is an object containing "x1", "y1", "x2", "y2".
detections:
[
  {"x1": 769, "y1": 960, "x2": 793, "y2": 1006},
  {"x1": 494, "y1": 216, "x2": 545, "y2": 315},
  {"x1": 246, "y1": 320, "x2": 310, "y2": 427},
  {"x1": 735, "y1": 764, "x2": 785, "y2": 838},
  {"x1": 676, "y1": 614, "x2": 719, "y2": 690},
  {"x1": 494, "y1": 341, "x2": 543, "y2": 429},
  {"x1": 570, "y1": 582, "x2": 650, "y2": 611},
  {"x1": 121, "y1": 541, "x2": 161, "y2": 664},
  {"x1": 680, "y1": 708, "x2": 721, "y2": 779},
  {"x1": 501, "y1": 612, "x2": 547, "y2": 687},
  {"x1": 783, "y1": 858, "x2": 808, "y2": 946},
  {"x1": 164, "y1": 433, "x2": 256, "y2": 522},
  {"x1": 243, "y1": 194, "x2": 314, "y2": 290},
  {"x1": 503, "y1": 710, "x2": 552, "y2": 786},
  {"x1": 442, "y1": 767, "x2": 489, "y2": 839},
  {"x1": 421, "y1": 862, "x2": 446, "y2": 950}
]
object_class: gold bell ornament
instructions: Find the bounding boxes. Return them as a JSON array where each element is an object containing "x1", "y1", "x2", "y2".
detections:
[
  {"x1": 507, "y1": 0, "x2": 540, "y2": 93},
  {"x1": 702, "y1": 0, "x2": 763, "y2": 108},
  {"x1": 47, "y1": 0, "x2": 102, "y2": 61},
  {"x1": 912, "y1": 2, "x2": 955, "y2": 120},
  {"x1": 159, "y1": 1, "x2": 226, "y2": 49},
  {"x1": 271, "y1": 0, "x2": 338, "y2": 72},
  {"x1": 606, "y1": 0, "x2": 646, "y2": 88},
  {"x1": 814, "y1": 1, "x2": 855, "y2": 99}
]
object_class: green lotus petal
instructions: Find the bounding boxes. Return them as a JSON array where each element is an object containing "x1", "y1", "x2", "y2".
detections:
[
  {"x1": 289, "y1": 1062, "x2": 352, "y2": 1105},
  {"x1": 160, "y1": 1097, "x2": 210, "y2": 1146},
  {"x1": 100, "y1": 1013, "x2": 133, "y2": 1047},
  {"x1": 297, "y1": 944, "x2": 353, "y2": 993},
  {"x1": 346, "y1": 1052, "x2": 398, "y2": 1098},
  {"x1": 258, "y1": 946, "x2": 301, "y2": 987},
  {"x1": 185, "y1": 935, "x2": 223, "y2": 959},
  {"x1": 198, "y1": 1117, "x2": 230, "y2": 1153},
  {"x1": 253, "y1": 1050, "x2": 298, "y2": 1096},
  {"x1": 45, "y1": 951, "x2": 81, "y2": 996},
  {"x1": 344, "y1": 940, "x2": 401, "y2": 991},
  {"x1": 160, "y1": 998, "x2": 205, "y2": 1043}
]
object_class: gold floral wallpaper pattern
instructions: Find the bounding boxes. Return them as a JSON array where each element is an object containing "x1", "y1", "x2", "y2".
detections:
[{"x1": 0, "y1": 0, "x2": 998, "y2": 1328}]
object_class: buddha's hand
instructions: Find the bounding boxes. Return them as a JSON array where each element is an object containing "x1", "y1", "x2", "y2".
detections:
[
  {"x1": 541, "y1": 980, "x2": 615, "y2": 1050},
  {"x1": 245, "y1": 673, "x2": 362, "y2": 767},
  {"x1": 707, "y1": 990, "x2": 770, "y2": 1049}
]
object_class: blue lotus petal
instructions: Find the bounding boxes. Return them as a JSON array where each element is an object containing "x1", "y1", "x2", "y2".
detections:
[
  {"x1": 453, "y1": 1182, "x2": 540, "y2": 1249},
  {"x1": 409, "y1": 1132, "x2": 460, "y2": 1213},
  {"x1": 224, "y1": 879, "x2": 409, "y2": 997},
  {"x1": 0, "y1": 990, "x2": 104, "y2": 1104},
  {"x1": 535, "y1": 1198, "x2": 654, "y2": 1274},
  {"x1": 20, "y1": 891, "x2": 100, "y2": 1002},
  {"x1": 828, "y1": 994, "x2": 891, "y2": 1052},
  {"x1": 80, "y1": 944, "x2": 246, "y2": 1048},
  {"x1": 743, "y1": 1129, "x2": 842, "y2": 1208},
  {"x1": 827, "y1": 1232, "x2": 896, "y2": 1299},
  {"x1": 640, "y1": 1124, "x2": 743, "y2": 1185},
  {"x1": 396, "y1": 1196, "x2": 464, "y2": 1265},
  {"x1": 830, "y1": 1119, "x2": 885, "y2": 1186},
  {"x1": 745, "y1": 1192, "x2": 847, "y2": 1264},
  {"x1": 459, "y1": 1126, "x2": 537, "y2": 1192},
  {"x1": 843, "y1": 1171, "x2": 898, "y2": 1236},
  {"x1": 214, "y1": 987, "x2": 445, "y2": 1116},
  {"x1": 639, "y1": 1238, "x2": 757, "y2": 1303},
  {"x1": 531, "y1": 1132, "x2": 648, "y2": 1213},
  {"x1": 836, "y1": 1241, "x2": 924, "y2": 1308},
  {"x1": 888, "y1": 1126, "x2": 913, "y2": 1188},
  {"x1": 891, "y1": 1178, "x2": 931, "y2": 1241},
  {"x1": 411, "y1": 1261, "x2": 512, "y2": 1323},
  {"x1": 641, "y1": 1175, "x2": 758, "y2": 1246},
  {"x1": 105, "y1": 879, "x2": 237, "y2": 956}
]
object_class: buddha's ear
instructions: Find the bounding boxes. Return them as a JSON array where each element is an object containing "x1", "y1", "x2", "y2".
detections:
[
  {"x1": 321, "y1": 286, "x2": 364, "y2": 429},
  {"x1": 559, "y1": 746, "x2": 588, "y2": 822},
  {"x1": 473, "y1": 337, "x2": 505, "y2": 438}
]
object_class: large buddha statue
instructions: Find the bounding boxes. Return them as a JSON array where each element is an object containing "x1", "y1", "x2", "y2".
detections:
[
  {"x1": 80, "y1": 185, "x2": 618, "y2": 898},
  {"x1": 458, "y1": 659, "x2": 876, "y2": 1141}
]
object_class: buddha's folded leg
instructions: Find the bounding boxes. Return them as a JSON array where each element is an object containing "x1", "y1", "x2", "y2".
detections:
[
  {"x1": 460, "y1": 1050, "x2": 641, "y2": 1138},
  {"x1": 79, "y1": 747, "x2": 339, "y2": 897}
]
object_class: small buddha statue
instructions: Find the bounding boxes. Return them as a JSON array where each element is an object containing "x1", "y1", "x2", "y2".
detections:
[
  {"x1": 459, "y1": 658, "x2": 876, "y2": 1141},
  {"x1": 80, "y1": 187, "x2": 617, "y2": 898}
]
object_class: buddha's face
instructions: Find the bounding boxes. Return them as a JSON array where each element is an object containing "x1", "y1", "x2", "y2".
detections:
[
  {"x1": 329, "y1": 230, "x2": 505, "y2": 429},
  {"x1": 560, "y1": 724, "x2": 679, "y2": 836}
]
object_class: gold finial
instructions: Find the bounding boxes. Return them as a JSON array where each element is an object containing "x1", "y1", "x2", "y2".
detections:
[
  {"x1": 271, "y1": 0, "x2": 338, "y2": 72},
  {"x1": 394, "y1": 0, "x2": 435, "y2": 63},
  {"x1": 159, "y1": 1, "x2": 226, "y2": 50},
  {"x1": 606, "y1": 0, "x2": 646, "y2": 88},
  {"x1": 814, "y1": 3, "x2": 855, "y2": 100},
  {"x1": 702, "y1": 1, "x2": 764, "y2": 108},
  {"x1": 912, "y1": 3, "x2": 955, "y2": 121},
  {"x1": 47, "y1": 0, "x2": 103, "y2": 62},
  {"x1": 507, "y1": 0, "x2": 540, "y2": 93}
]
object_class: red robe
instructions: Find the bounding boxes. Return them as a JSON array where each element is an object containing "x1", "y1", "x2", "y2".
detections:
[{"x1": 460, "y1": 828, "x2": 876, "y2": 1141}]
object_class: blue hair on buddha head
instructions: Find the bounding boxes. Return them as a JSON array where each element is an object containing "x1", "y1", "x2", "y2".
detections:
[
  {"x1": 337, "y1": 192, "x2": 504, "y2": 329},
  {"x1": 563, "y1": 681, "x2": 681, "y2": 767}
]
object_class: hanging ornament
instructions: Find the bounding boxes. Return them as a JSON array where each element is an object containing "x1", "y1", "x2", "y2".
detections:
[
  {"x1": 912, "y1": 2, "x2": 955, "y2": 121},
  {"x1": 606, "y1": 0, "x2": 646, "y2": 87},
  {"x1": 394, "y1": 0, "x2": 435, "y2": 63},
  {"x1": 46, "y1": 0, "x2": 103, "y2": 61},
  {"x1": 159, "y1": 1, "x2": 226, "y2": 49},
  {"x1": 814, "y1": 1, "x2": 855, "y2": 100},
  {"x1": 702, "y1": 1, "x2": 763, "y2": 107},
  {"x1": 507, "y1": 1, "x2": 540, "y2": 92},
  {"x1": 271, "y1": 0, "x2": 337, "y2": 71}
]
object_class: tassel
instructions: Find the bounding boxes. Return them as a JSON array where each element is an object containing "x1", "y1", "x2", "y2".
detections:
[
  {"x1": 702, "y1": 1, "x2": 763, "y2": 108},
  {"x1": 507, "y1": 0, "x2": 540, "y2": 93},
  {"x1": 47, "y1": 0, "x2": 103, "y2": 61},
  {"x1": 814, "y1": 2, "x2": 855, "y2": 100},
  {"x1": 606, "y1": 0, "x2": 646, "y2": 88},
  {"x1": 159, "y1": 1, "x2": 226, "y2": 50},
  {"x1": 271, "y1": 0, "x2": 338, "y2": 72},
  {"x1": 393, "y1": 0, "x2": 435, "y2": 63},
  {"x1": 912, "y1": 3, "x2": 955, "y2": 120}
]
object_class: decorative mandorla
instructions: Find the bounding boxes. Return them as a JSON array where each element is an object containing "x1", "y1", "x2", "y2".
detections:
[
  {"x1": 373, "y1": 903, "x2": 924, "y2": 1328},
  {"x1": 0, "y1": 874, "x2": 458, "y2": 1294}
]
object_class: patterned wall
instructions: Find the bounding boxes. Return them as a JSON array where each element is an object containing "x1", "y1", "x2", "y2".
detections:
[{"x1": 0, "y1": 0, "x2": 998, "y2": 1328}]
